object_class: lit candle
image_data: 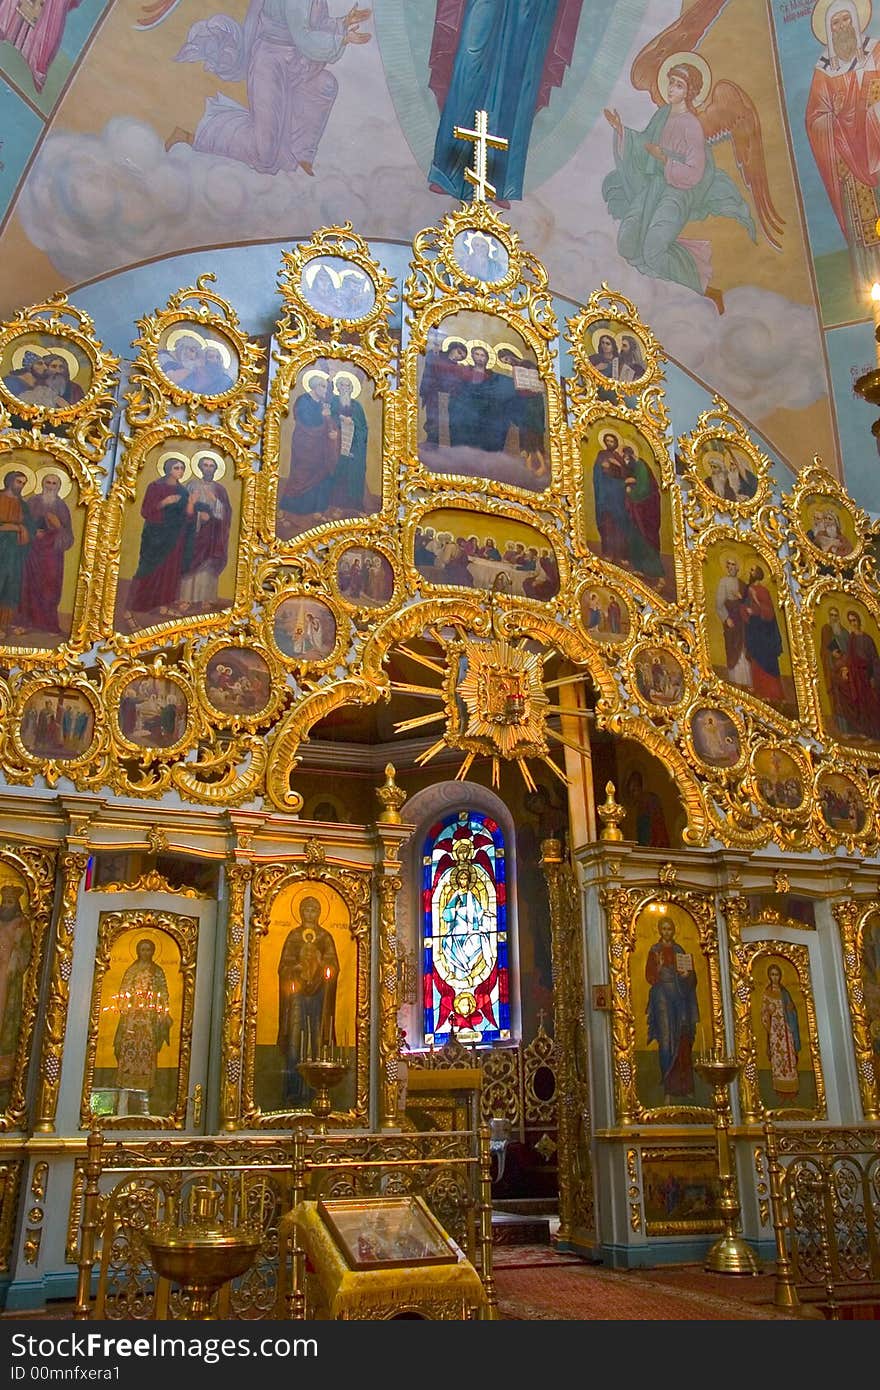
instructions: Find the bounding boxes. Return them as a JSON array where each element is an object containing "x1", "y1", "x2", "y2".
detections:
[
  {"x1": 871, "y1": 283, "x2": 880, "y2": 368},
  {"x1": 697, "y1": 1024, "x2": 705, "y2": 1059}
]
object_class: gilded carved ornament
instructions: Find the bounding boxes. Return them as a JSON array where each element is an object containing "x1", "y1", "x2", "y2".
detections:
[
  {"x1": 566, "y1": 283, "x2": 666, "y2": 409},
  {"x1": 832, "y1": 898, "x2": 880, "y2": 1122},
  {"x1": 677, "y1": 396, "x2": 772, "y2": 529},
  {"x1": 0, "y1": 209, "x2": 875, "y2": 850},
  {"x1": 783, "y1": 457, "x2": 871, "y2": 580},
  {"x1": 126, "y1": 274, "x2": 266, "y2": 440},
  {"x1": 0, "y1": 295, "x2": 119, "y2": 461}
]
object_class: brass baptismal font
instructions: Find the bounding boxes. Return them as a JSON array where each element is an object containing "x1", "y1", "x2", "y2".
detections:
[{"x1": 143, "y1": 1184, "x2": 263, "y2": 1319}]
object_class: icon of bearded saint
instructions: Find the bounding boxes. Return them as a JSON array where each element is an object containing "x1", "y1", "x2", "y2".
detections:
[{"x1": 602, "y1": 0, "x2": 784, "y2": 310}]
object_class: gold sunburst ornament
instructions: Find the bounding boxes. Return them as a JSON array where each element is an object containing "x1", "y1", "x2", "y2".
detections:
[
  {"x1": 454, "y1": 636, "x2": 549, "y2": 759},
  {"x1": 392, "y1": 628, "x2": 563, "y2": 791}
]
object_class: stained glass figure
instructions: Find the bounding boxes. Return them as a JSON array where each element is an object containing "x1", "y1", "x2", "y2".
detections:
[{"x1": 422, "y1": 810, "x2": 509, "y2": 1044}]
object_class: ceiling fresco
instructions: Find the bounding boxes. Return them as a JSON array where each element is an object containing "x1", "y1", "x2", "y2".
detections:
[{"x1": 0, "y1": 0, "x2": 878, "y2": 510}]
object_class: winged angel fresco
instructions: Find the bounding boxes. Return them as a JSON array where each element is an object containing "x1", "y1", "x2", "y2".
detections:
[{"x1": 602, "y1": 0, "x2": 784, "y2": 306}]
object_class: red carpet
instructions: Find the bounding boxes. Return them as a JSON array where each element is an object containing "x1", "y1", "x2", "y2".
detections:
[
  {"x1": 2, "y1": 1260, "x2": 835, "y2": 1321},
  {"x1": 494, "y1": 1262, "x2": 793, "y2": 1320},
  {"x1": 492, "y1": 1243, "x2": 586, "y2": 1270}
]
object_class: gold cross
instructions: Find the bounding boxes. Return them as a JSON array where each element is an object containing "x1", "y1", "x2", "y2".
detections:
[{"x1": 453, "y1": 109, "x2": 509, "y2": 204}]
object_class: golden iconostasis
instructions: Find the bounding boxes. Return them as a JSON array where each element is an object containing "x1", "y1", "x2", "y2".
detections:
[
  {"x1": 1, "y1": 201, "x2": 880, "y2": 1243},
  {"x1": 0, "y1": 202, "x2": 877, "y2": 859}
]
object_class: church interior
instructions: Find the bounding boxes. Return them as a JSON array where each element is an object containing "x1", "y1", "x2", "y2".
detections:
[{"x1": 1, "y1": 0, "x2": 880, "y2": 1323}]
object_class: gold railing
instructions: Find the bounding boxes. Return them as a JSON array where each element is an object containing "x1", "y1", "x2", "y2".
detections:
[
  {"x1": 72, "y1": 1124, "x2": 495, "y2": 1320},
  {"x1": 764, "y1": 1119, "x2": 880, "y2": 1316},
  {"x1": 72, "y1": 1128, "x2": 295, "y2": 1320}
]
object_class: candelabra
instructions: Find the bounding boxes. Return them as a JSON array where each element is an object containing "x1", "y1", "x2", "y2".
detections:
[
  {"x1": 853, "y1": 280, "x2": 880, "y2": 441},
  {"x1": 297, "y1": 1047, "x2": 350, "y2": 1134},
  {"x1": 853, "y1": 367, "x2": 880, "y2": 442},
  {"x1": 693, "y1": 1051, "x2": 760, "y2": 1276}
]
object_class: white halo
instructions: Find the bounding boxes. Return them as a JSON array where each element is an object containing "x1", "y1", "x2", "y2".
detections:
[
  {"x1": 328, "y1": 369, "x2": 362, "y2": 399},
  {"x1": 301, "y1": 368, "x2": 332, "y2": 397},
  {"x1": 191, "y1": 449, "x2": 227, "y2": 482},
  {"x1": 156, "y1": 449, "x2": 193, "y2": 481},
  {"x1": 11, "y1": 342, "x2": 82, "y2": 380},
  {"x1": 165, "y1": 327, "x2": 207, "y2": 358},
  {"x1": 303, "y1": 259, "x2": 343, "y2": 289},
  {"x1": 33, "y1": 465, "x2": 73, "y2": 499}
]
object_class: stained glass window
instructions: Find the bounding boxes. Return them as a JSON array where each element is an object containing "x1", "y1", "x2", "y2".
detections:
[{"x1": 422, "y1": 809, "x2": 509, "y2": 1044}]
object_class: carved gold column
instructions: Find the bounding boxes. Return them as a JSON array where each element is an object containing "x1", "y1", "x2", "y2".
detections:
[
  {"x1": 219, "y1": 859, "x2": 254, "y2": 1131},
  {"x1": 34, "y1": 846, "x2": 89, "y2": 1133},
  {"x1": 541, "y1": 837, "x2": 594, "y2": 1249},
  {"x1": 377, "y1": 864, "x2": 401, "y2": 1130},
  {"x1": 373, "y1": 768, "x2": 411, "y2": 1131},
  {"x1": 832, "y1": 898, "x2": 880, "y2": 1122},
  {"x1": 73, "y1": 1124, "x2": 104, "y2": 1320}
]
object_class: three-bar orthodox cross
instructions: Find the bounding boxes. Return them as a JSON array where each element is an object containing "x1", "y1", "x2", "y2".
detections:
[{"x1": 453, "y1": 109, "x2": 509, "y2": 204}]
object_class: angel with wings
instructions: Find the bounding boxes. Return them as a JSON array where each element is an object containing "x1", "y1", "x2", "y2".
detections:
[{"x1": 602, "y1": 0, "x2": 784, "y2": 306}]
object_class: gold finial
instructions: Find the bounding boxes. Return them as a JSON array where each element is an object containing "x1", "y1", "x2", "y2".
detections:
[
  {"x1": 453, "y1": 108, "x2": 509, "y2": 204},
  {"x1": 598, "y1": 781, "x2": 625, "y2": 842},
  {"x1": 376, "y1": 763, "x2": 406, "y2": 824}
]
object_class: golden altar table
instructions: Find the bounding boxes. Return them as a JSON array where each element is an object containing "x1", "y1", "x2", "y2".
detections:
[
  {"x1": 280, "y1": 1198, "x2": 487, "y2": 1320},
  {"x1": 404, "y1": 1065, "x2": 482, "y2": 1133}
]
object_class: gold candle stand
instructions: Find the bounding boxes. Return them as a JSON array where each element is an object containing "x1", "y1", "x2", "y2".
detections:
[
  {"x1": 853, "y1": 365, "x2": 880, "y2": 444},
  {"x1": 297, "y1": 1055, "x2": 350, "y2": 1134},
  {"x1": 693, "y1": 1053, "x2": 760, "y2": 1276}
]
